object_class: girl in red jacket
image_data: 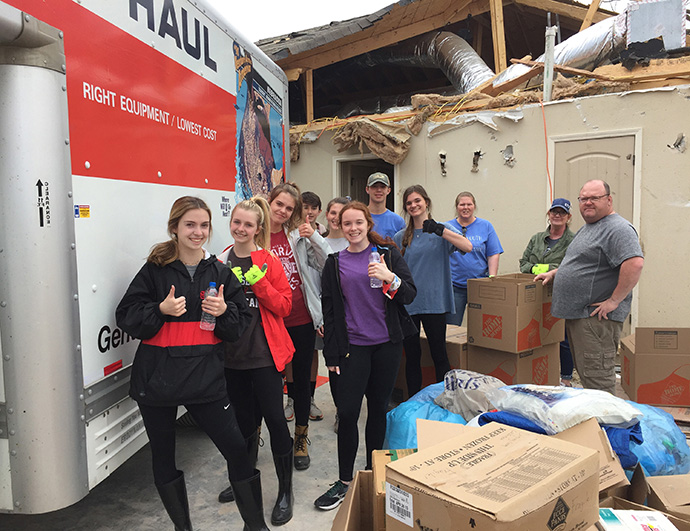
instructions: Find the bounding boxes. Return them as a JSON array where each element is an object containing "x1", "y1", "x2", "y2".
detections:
[{"x1": 217, "y1": 196, "x2": 296, "y2": 526}]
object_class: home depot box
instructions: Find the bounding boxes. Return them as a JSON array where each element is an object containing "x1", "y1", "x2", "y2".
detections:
[
  {"x1": 331, "y1": 470, "x2": 374, "y2": 531},
  {"x1": 620, "y1": 328, "x2": 690, "y2": 406},
  {"x1": 467, "y1": 274, "x2": 564, "y2": 353},
  {"x1": 394, "y1": 325, "x2": 468, "y2": 402},
  {"x1": 385, "y1": 423, "x2": 600, "y2": 531},
  {"x1": 467, "y1": 342, "x2": 560, "y2": 386},
  {"x1": 371, "y1": 449, "x2": 417, "y2": 531}
]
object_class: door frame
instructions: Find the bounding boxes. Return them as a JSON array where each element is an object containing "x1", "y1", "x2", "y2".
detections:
[
  {"x1": 548, "y1": 128, "x2": 644, "y2": 329},
  {"x1": 333, "y1": 153, "x2": 399, "y2": 211}
]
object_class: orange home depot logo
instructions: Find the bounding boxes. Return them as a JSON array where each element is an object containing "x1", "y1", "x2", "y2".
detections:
[
  {"x1": 532, "y1": 355, "x2": 549, "y2": 385},
  {"x1": 482, "y1": 314, "x2": 503, "y2": 339},
  {"x1": 542, "y1": 302, "x2": 559, "y2": 331},
  {"x1": 517, "y1": 318, "x2": 541, "y2": 351},
  {"x1": 637, "y1": 365, "x2": 690, "y2": 405},
  {"x1": 490, "y1": 360, "x2": 516, "y2": 384}
]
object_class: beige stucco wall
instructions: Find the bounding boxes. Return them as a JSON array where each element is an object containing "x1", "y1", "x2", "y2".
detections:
[{"x1": 290, "y1": 86, "x2": 690, "y2": 327}]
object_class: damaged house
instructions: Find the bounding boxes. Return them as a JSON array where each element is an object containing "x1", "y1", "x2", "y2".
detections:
[{"x1": 257, "y1": 0, "x2": 690, "y2": 328}]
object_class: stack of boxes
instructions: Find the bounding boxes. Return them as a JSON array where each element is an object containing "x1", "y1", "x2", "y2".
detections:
[{"x1": 466, "y1": 273, "x2": 564, "y2": 386}]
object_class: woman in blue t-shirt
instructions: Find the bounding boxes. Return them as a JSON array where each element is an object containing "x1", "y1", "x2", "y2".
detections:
[
  {"x1": 445, "y1": 191, "x2": 504, "y2": 326},
  {"x1": 315, "y1": 201, "x2": 416, "y2": 511},
  {"x1": 394, "y1": 185, "x2": 472, "y2": 398}
]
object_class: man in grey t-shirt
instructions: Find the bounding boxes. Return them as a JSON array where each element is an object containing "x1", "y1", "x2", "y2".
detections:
[{"x1": 536, "y1": 180, "x2": 644, "y2": 394}]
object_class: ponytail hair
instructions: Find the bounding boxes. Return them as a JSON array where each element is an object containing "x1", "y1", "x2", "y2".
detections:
[
  {"x1": 400, "y1": 185, "x2": 431, "y2": 255},
  {"x1": 338, "y1": 201, "x2": 396, "y2": 249},
  {"x1": 148, "y1": 196, "x2": 212, "y2": 267},
  {"x1": 232, "y1": 196, "x2": 272, "y2": 250}
]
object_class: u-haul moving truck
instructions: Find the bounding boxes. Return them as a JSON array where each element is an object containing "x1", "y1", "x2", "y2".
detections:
[{"x1": 0, "y1": 0, "x2": 288, "y2": 514}]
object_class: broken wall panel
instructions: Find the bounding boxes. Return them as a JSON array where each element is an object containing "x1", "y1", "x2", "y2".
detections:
[{"x1": 289, "y1": 85, "x2": 690, "y2": 329}]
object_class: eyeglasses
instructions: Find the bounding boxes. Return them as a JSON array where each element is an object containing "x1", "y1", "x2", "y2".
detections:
[
  {"x1": 549, "y1": 210, "x2": 568, "y2": 217},
  {"x1": 461, "y1": 226, "x2": 467, "y2": 236},
  {"x1": 577, "y1": 195, "x2": 609, "y2": 204}
]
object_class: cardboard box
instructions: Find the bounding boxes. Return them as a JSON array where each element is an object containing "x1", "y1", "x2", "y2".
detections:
[
  {"x1": 415, "y1": 417, "x2": 627, "y2": 495},
  {"x1": 598, "y1": 507, "x2": 679, "y2": 530},
  {"x1": 620, "y1": 328, "x2": 690, "y2": 407},
  {"x1": 393, "y1": 325, "x2": 468, "y2": 402},
  {"x1": 371, "y1": 449, "x2": 417, "y2": 531},
  {"x1": 553, "y1": 418, "x2": 628, "y2": 493},
  {"x1": 385, "y1": 423, "x2": 600, "y2": 530},
  {"x1": 467, "y1": 274, "x2": 564, "y2": 353},
  {"x1": 331, "y1": 470, "x2": 374, "y2": 531},
  {"x1": 600, "y1": 496, "x2": 690, "y2": 531},
  {"x1": 646, "y1": 475, "x2": 690, "y2": 524},
  {"x1": 467, "y1": 342, "x2": 560, "y2": 386}
]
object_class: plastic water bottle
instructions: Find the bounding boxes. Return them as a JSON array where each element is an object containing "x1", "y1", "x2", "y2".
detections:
[
  {"x1": 369, "y1": 248, "x2": 383, "y2": 288},
  {"x1": 200, "y1": 282, "x2": 217, "y2": 331}
]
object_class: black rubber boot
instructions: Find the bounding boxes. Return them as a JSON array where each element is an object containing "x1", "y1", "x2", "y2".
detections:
[
  {"x1": 156, "y1": 471, "x2": 193, "y2": 531},
  {"x1": 219, "y1": 430, "x2": 260, "y2": 503},
  {"x1": 270, "y1": 446, "x2": 293, "y2": 526},
  {"x1": 231, "y1": 469, "x2": 270, "y2": 531}
]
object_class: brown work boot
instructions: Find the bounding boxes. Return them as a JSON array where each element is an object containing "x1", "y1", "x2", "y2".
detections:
[{"x1": 293, "y1": 425, "x2": 311, "y2": 470}]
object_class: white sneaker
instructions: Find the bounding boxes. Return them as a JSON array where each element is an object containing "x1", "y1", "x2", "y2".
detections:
[
  {"x1": 284, "y1": 397, "x2": 294, "y2": 422},
  {"x1": 309, "y1": 396, "x2": 323, "y2": 421}
]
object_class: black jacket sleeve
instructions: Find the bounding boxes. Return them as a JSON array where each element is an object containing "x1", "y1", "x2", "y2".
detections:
[
  {"x1": 213, "y1": 264, "x2": 252, "y2": 343},
  {"x1": 321, "y1": 255, "x2": 339, "y2": 366},
  {"x1": 116, "y1": 263, "x2": 167, "y2": 340},
  {"x1": 386, "y1": 246, "x2": 417, "y2": 306}
]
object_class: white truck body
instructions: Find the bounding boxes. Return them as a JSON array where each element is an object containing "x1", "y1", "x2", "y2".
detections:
[{"x1": 0, "y1": 0, "x2": 288, "y2": 513}]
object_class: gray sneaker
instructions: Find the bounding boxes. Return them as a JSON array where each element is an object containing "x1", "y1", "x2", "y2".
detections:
[
  {"x1": 314, "y1": 480, "x2": 349, "y2": 511},
  {"x1": 284, "y1": 397, "x2": 294, "y2": 422},
  {"x1": 309, "y1": 396, "x2": 323, "y2": 421}
]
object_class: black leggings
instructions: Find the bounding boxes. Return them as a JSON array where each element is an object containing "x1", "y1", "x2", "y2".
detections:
[
  {"x1": 337, "y1": 341, "x2": 402, "y2": 482},
  {"x1": 403, "y1": 313, "x2": 450, "y2": 397},
  {"x1": 225, "y1": 366, "x2": 292, "y2": 456},
  {"x1": 138, "y1": 399, "x2": 253, "y2": 486},
  {"x1": 286, "y1": 323, "x2": 316, "y2": 426}
]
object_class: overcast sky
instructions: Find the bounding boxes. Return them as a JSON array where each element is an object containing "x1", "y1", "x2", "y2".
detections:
[{"x1": 206, "y1": 0, "x2": 397, "y2": 42}]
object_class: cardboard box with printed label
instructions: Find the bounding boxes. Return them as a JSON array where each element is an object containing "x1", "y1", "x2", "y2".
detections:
[
  {"x1": 467, "y1": 342, "x2": 560, "y2": 386},
  {"x1": 371, "y1": 449, "x2": 417, "y2": 531},
  {"x1": 385, "y1": 423, "x2": 600, "y2": 531},
  {"x1": 600, "y1": 496, "x2": 690, "y2": 531},
  {"x1": 394, "y1": 325, "x2": 468, "y2": 402},
  {"x1": 467, "y1": 274, "x2": 564, "y2": 353},
  {"x1": 620, "y1": 328, "x2": 690, "y2": 407},
  {"x1": 415, "y1": 417, "x2": 627, "y2": 495}
]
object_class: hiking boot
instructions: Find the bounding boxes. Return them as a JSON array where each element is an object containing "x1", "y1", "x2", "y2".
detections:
[
  {"x1": 314, "y1": 480, "x2": 349, "y2": 511},
  {"x1": 293, "y1": 425, "x2": 310, "y2": 470},
  {"x1": 284, "y1": 397, "x2": 294, "y2": 422},
  {"x1": 309, "y1": 397, "x2": 323, "y2": 421}
]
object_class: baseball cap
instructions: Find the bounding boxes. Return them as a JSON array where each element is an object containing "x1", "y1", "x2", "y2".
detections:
[
  {"x1": 549, "y1": 198, "x2": 571, "y2": 213},
  {"x1": 367, "y1": 172, "x2": 390, "y2": 187}
]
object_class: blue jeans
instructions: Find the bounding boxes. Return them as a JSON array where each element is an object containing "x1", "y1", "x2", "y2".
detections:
[{"x1": 446, "y1": 285, "x2": 467, "y2": 326}]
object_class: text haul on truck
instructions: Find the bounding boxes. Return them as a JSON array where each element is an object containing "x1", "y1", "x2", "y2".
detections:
[{"x1": 0, "y1": 0, "x2": 289, "y2": 514}]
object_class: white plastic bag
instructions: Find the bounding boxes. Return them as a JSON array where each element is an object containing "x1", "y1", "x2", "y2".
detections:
[
  {"x1": 434, "y1": 369, "x2": 506, "y2": 421},
  {"x1": 487, "y1": 385, "x2": 642, "y2": 434}
]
